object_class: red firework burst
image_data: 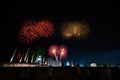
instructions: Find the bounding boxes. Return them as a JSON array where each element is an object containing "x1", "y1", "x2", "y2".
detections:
[
  {"x1": 59, "y1": 45, "x2": 68, "y2": 60},
  {"x1": 48, "y1": 45, "x2": 58, "y2": 57},
  {"x1": 35, "y1": 20, "x2": 54, "y2": 38},
  {"x1": 48, "y1": 45, "x2": 68, "y2": 60},
  {"x1": 18, "y1": 20, "x2": 38, "y2": 44}
]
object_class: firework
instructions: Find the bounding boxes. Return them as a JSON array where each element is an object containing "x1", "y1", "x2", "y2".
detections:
[
  {"x1": 24, "y1": 48, "x2": 29, "y2": 62},
  {"x1": 18, "y1": 20, "x2": 38, "y2": 44},
  {"x1": 35, "y1": 20, "x2": 54, "y2": 38},
  {"x1": 26, "y1": 57, "x2": 29, "y2": 63},
  {"x1": 10, "y1": 48, "x2": 17, "y2": 62},
  {"x1": 31, "y1": 52, "x2": 34, "y2": 63},
  {"x1": 61, "y1": 26, "x2": 73, "y2": 39},
  {"x1": 61, "y1": 21, "x2": 90, "y2": 39},
  {"x1": 48, "y1": 45, "x2": 58, "y2": 57},
  {"x1": 59, "y1": 45, "x2": 68, "y2": 60},
  {"x1": 19, "y1": 54, "x2": 23, "y2": 63}
]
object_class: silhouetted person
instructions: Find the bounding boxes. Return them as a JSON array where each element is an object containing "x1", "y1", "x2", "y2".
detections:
[
  {"x1": 89, "y1": 68, "x2": 99, "y2": 80},
  {"x1": 97, "y1": 67, "x2": 112, "y2": 80},
  {"x1": 111, "y1": 67, "x2": 120, "y2": 80},
  {"x1": 84, "y1": 68, "x2": 91, "y2": 80},
  {"x1": 47, "y1": 66, "x2": 53, "y2": 80},
  {"x1": 75, "y1": 64, "x2": 84, "y2": 80},
  {"x1": 60, "y1": 67, "x2": 66, "y2": 80}
]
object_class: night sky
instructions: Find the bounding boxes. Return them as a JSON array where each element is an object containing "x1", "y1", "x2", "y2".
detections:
[{"x1": 1, "y1": 0, "x2": 120, "y2": 65}]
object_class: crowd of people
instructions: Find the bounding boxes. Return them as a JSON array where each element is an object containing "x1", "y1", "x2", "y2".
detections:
[{"x1": 0, "y1": 66, "x2": 119, "y2": 80}]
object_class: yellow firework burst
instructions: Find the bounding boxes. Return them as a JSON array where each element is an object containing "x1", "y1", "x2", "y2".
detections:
[
  {"x1": 61, "y1": 26, "x2": 72, "y2": 39},
  {"x1": 61, "y1": 21, "x2": 90, "y2": 39}
]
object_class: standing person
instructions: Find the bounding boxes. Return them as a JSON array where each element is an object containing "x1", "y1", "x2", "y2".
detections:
[
  {"x1": 84, "y1": 68, "x2": 91, "y2": 80},
  {"x1": 47, "y1": 66, "x2": 53, "y2": 80},
  {"x1": 75, "y1": 64, "x2": 84, "y2": 80},
  {"x1": 60, "y1": 67, "x2": 66, "y2": 80},
  {"x1": 97, "y1": 67, "x2": 112, "y2": 80}
]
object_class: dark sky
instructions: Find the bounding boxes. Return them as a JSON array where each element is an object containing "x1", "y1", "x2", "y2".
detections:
[{"x1": 1, "y1": 0, "x2": 120, "y2": 65}]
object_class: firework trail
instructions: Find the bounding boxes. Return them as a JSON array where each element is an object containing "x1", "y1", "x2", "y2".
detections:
[
  {"x1": 48, "y1": 45, "x2": 58, "y2": 57},
  {"x1": 48, "y1": 45, "x2": 68, "y2": 61},
  {"x1": 31, "y1": 52, "x2": 34, "y2": 63},
  {"x1": 26, "y1": 57, "x2": 29, "y2": 63},
  {"x1": 24, "y1": 48, "x2": 29, "y2": 62},
  {"x1": 10, "y1": 48, "x2": 17, "y2": 62},
  {"x1": 19, "y1": 54, "x2": 23, "y2": 63},
  {"x1": 59, "y1": 45, "x2": 68, "y2": 60}
]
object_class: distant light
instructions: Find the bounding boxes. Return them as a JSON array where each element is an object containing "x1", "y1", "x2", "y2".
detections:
[
  {"x1": 71, "y1": 64, "x2": 74, "y2": 67},
  {"x1": 90, "y1": 63, "x2": 97, "y2": 67},
  {"x1": 44, "y1": 61, "x2": 47, "y2": 65},
  {"x1": 100, "y1": 65, "x2": 104, "y2": 67},
  {"x1": 66, "y1": 61, "x2": 70, "y2": 66},
  {"x1": 39, "y1": 55, "x2": 42, "y2": 58},
  {"x1": 37, "y1": 58, "x2": 42, "y2": 61},
  {"x1": 79, "y1": 64, "x2": 84, "y2": 67},
  {"x1": 71, "y1": 62, "x2": 74, "y2": 67},
  {"x1": 36, "y1": 55, "x2": 42, "y2": 63}
]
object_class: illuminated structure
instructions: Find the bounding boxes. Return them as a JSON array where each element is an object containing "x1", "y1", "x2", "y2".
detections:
[
  {"x1": 90, "y1": 63, "x2": 97, "y2": 67},
  {"x1": 35, "y1": 55, "x2": 42, "y2": 64},
  {"x1": 66, "y1": 61, "x2": 70, "y2": 66}
]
